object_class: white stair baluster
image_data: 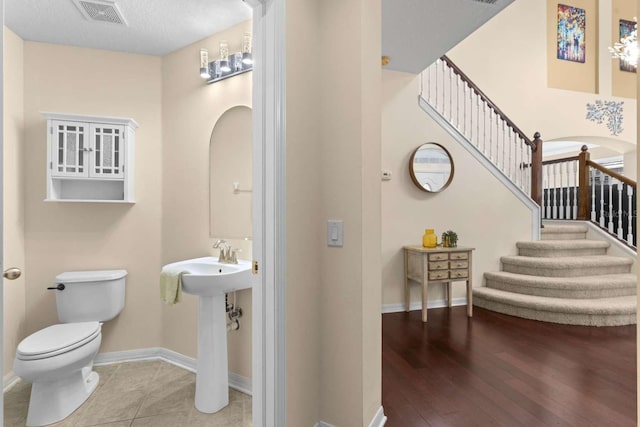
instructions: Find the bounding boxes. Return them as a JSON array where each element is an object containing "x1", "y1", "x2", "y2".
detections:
[
  {"x1": 627, "y1": 185, "x2": 634, "y2": 245},
  {"x1": 552, "y1": 164, "x2": 557, "y2": 219},
  {"x1": 608, "y1": 176, "x2": 614, "y2": 233},
  {"x1": 590, "y1": 169, "x2": 596, "y2": 221},
  {"x1": 617, "y1": 180, "x2": 623, "y2": 239},
  {"x1": 572, "y1": 160, "x2": 578, "y2": 219},
  {"x1": 599, "y1": 170, "x2": 605, "y2": 227},
  {"x1": 558, "y1": 163, "x2": 564, "y2": 219}
]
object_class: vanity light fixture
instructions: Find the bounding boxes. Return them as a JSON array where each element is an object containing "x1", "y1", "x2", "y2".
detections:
[{"x1": 199, "y1": 34, "x2": 253, "y2": 84}]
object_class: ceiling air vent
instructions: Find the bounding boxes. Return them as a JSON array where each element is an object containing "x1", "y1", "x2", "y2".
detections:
[
  {"x1": 472, "y1": 0, "x2": 499, "y2": 4},
  {"x1": 72, "y1": 0, "x2": 128, "y2": 25}
]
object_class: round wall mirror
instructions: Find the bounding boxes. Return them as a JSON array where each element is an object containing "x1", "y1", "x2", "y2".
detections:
[{"x1": 409, "y1": 142, "x2": 454, "y2": 192}]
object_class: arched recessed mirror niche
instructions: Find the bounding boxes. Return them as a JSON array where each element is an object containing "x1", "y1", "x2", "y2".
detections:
[
  {"x1": 210, "y1": 106, "x2": 252, "y2": 239},
  {"x1": 409, "y1": 142, "x2": 454, "y2": 192}
]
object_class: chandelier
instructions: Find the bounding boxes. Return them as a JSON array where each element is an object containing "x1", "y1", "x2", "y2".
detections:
[{"x1": 609, "y1": 19, "x2": 638, "y2": 67}]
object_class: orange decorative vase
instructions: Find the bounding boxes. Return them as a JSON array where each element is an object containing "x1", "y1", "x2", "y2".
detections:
[{"x1": 422, "y1": 229, "x2": 437, "y2": 248}]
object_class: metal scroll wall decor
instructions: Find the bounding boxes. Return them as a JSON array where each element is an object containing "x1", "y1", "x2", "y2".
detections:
[{"x1": 585, "y1": 100, "x2": 624, "y2": 136}]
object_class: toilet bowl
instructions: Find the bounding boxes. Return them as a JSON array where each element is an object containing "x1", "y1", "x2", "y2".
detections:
[
  {"x1": 14, "y1": 322, "x2": 102, "y2": 426},
  {"x1": 13, "y1": 270, "x2": 126, "y2": 426}
]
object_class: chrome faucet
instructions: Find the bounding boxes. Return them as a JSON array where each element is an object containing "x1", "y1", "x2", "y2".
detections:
[{"x1": 213, "y1": 239, "x2": 237, "y2": 264}]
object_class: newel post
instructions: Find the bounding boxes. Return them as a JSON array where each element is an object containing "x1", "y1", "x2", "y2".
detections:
[
  {"x1": 577, "y1": 145, "x2": 591, "y2": 220},
  {"x1": 530, "y1": 132, "x2": 543, "y2": 206}
]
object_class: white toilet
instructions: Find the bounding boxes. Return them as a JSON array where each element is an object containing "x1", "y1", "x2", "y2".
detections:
[{"x1": 13, "y1": 269, "x2": 127, "y2": 427}]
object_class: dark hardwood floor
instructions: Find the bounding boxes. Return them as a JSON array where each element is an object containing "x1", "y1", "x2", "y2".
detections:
[{"x1": 382, "y1": 306, "x2": 637, "y2": 427}]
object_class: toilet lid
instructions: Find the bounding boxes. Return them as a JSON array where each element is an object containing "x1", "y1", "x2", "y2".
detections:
[{"x1": 17, "y1": 322, "x2": 101, "y2": 360}]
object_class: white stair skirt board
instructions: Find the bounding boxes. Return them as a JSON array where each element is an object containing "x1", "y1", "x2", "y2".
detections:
[
  {"x1": 91, "y1": 347, "x2": 252, "y2": 396},
  {"x1": 418, "y1": 96, "x2": 541, "y2": 241},
  {"x1": 382, "y1": 297, "x2": 468, "y2": 314},
  {"x1": 316, "y1": 406, "x2": 387, "y2": 427}
]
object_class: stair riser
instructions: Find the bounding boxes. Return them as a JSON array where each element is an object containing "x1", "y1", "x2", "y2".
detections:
[
  {"x1": 502, "y1": 264, "x2": 631, "y2": 277},
  {"x1": 518, "y1": 248, "x2": 607, "y2": 257},
  {"x1": 473, "y1": 297, "x2": 636, "y2": 326},
  {"x1": 485, "y1": 279, "x2": 637, "y2": 299},
  {"x1": 540, "y1": 232, "x2": 587, "y2": 240}
]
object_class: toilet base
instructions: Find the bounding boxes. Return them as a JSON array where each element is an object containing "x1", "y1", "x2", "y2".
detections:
[{"x1": 26, "y1": 367, "x2": 99, "y2": 426}]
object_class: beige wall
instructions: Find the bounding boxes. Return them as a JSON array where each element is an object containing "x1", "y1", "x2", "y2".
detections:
[
  {"x1": 284, "y1": 0, "x2": 382, "y2": 424},
  {"x1": 382, "y1": 70, "x2": 533, "y2": 307},
  {"x1": 611, "y1": 0, "x2": 638, "y2": 98},
  {"x1": 547, "y1": 0, "x2": 599, "y2": 93},
  {"x1": 161, "y1": 20, "x2": 253, "y2": 378},
  {"x1": 3, "y1": 27, "x2": 25, "y2": 376},
  {"x1": 450, "y1": 0, "x2": 636, "y2": 156},
  {"x1": 22, "y1": 42, "x2": 163, "y2": 352},
  {"x1": 285, "y1": 0, "x2": 322, "y2": 424}
]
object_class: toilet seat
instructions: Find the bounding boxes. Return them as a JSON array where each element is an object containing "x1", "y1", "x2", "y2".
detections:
[{"x1": 16, "y1": 322, "x2": 101, "y2": 361}]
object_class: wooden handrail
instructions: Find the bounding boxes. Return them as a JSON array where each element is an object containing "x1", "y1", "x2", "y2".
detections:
[
  {"x1": 440, "y1": 55, "x2": 535, "y2": 151},
  {"x1": 542, "y1": 155, "x2": 580, "y2": 166},
  {"x1": 587, "y1": 160, "x2": 637, "y2": 187}
]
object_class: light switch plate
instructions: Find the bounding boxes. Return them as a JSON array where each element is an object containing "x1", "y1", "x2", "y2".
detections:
[{"x1": 327, "y1": 220, "x2": 344, "y2": 247}]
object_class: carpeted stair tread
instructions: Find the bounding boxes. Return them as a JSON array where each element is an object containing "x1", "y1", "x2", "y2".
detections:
[
  {"x1": 484, "y1": 271, "x2": 637, "y2": 298},
  {"x1": 501, "y1": 255, "x2": 632, "y2": 277},
  {"x1": 473, "y1": 287, "x2": 636, "y2": 313},
  {"x1": 516, "y1": 240, "x2": 609, "y2": 257},
  {"x1": 473, "y1": 287, "x2": 636, "y2": 326},
  {"x1": 541, "y1": 223, "x2": 588, "y2": 234},
  {"x1": 540, "y1": 223, "x2": 588, "y2": 240}
]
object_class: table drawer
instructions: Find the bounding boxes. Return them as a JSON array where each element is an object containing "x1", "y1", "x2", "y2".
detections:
[
  {"x1": 449, "y1": 252, "x2": 468, "y2": 260},
  {"x1": 428, "y1": 270, "x2": 449, "y2": 280},
  {"x1": 449, "y1": 269, "x2": 469, "y2": 279},
  {"x1": 428, "y1": 253, "x2": 448, "y2": 261},
  {"x1": 429, "y1": 261, "x2": 449, "y2": 270},
  {"x1": 449, "y1": 260, "x2": 469, "y2": 269}
]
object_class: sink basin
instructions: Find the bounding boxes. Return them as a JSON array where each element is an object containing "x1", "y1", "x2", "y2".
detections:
[
  {"x1": 164, "y1": 256, "x2": 252, "y2": 296},
  {"x1": 162, "y1": 256, "x2": 252, "y2": 413}
]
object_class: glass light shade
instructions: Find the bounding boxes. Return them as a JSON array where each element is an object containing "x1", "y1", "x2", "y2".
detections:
[
  {"x1": 219, "y1": 41, "x2": 231, "y2": 72},
  {"x1": 200, "y1": 49, "x2": 210, "y2": 79},
  {"x1": 242, "y1": 33, "x2": 253, "y2": 65}
]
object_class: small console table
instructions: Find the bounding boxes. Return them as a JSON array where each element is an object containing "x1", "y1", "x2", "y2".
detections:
[{"x1": 403, "y1": 245, "x2": 475, "y2": 322}]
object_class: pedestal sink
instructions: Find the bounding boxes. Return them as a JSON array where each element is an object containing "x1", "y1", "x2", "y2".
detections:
[{"x1": 163, "y1": 256, "x2": 252, "y2": 413}]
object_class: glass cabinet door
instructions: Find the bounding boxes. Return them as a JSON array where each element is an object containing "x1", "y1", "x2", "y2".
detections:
[
  {"x1": 89, "y1": 124, "x2": 125, "y2": 179},
  {"x1": 51, "y1": 121, "x2": 88, "y2": 177}
]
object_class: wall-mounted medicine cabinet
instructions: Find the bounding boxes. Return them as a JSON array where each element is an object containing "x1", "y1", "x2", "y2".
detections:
[{"x1": 43, "y1": 112, "x2": 138, "y2": 203}]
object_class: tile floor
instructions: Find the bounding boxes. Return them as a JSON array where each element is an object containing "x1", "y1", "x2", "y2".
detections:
[{"x1": 4, "y1": 360, "x2": 251, "y2": 427}]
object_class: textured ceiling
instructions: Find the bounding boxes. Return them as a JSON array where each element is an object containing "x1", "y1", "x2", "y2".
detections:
[{"x1": 5, "y1": 0, "x2": 252, "y2": 56}]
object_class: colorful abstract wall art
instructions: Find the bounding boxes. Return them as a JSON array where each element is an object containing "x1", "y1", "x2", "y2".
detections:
[
  {"x1": 619, "y1": 19, "x2": 637, "y2": 73},
  {"x1": 557, "y1": 4, "x2": 586, "y2": 63}
]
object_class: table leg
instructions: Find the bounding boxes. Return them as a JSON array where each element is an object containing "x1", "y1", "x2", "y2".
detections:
[
  {"x1": 447, "y1": 282, "x2": 452, "y2": 307},
  {"x1": 404, "y1": 251, "x2": 410, "y2": 312},
  {"x1": 422, "y1": 282, "x2": 428, "y2": 322},
  {"x1": 467, "y1": 279, "x2": 473, "y2": 317}
]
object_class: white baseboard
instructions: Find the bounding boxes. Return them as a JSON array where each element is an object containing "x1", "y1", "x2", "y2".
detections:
[
  {"x1": 316, "y1": 406, "x2": 386, "y2": 427},
  {"x1": 382, "y1": 297, "x2": 468, "y2": 314},
  {"x1": 3, "y1": 371, "x2": 20, "y2": 392},
  {"x1": 369, "y1": 406, "x2": 387, "y2": 427},
  {"x1": 94, "y1": 347, "x2": 253, "y2": 396},
  {"x1": 5, "y1": 347, "x2": 252, "y2": 396}
]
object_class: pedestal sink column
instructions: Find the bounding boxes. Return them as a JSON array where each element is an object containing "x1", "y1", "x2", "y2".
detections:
[{"x1": 195, "y1": 294, "x2": 229, "y2": 413}]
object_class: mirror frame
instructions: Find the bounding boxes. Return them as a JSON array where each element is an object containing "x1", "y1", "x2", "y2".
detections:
[{"x1": 409, "y1": 142, "x2": 455, "y2": 193}]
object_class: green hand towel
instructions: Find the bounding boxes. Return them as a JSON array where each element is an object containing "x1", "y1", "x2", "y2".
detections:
[{"x1": 160, "y1": 267, "x2": 190, "y2": 305}]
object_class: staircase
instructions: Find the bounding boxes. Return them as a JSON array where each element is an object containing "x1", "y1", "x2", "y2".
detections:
[{"x1": 473, "y1": 223, "x2": 637, "y2": 326}]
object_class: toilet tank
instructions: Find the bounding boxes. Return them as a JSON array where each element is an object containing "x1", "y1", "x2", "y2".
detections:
[{"x1": 54, "y1": 270, "x2": 127, "y2": 323}]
